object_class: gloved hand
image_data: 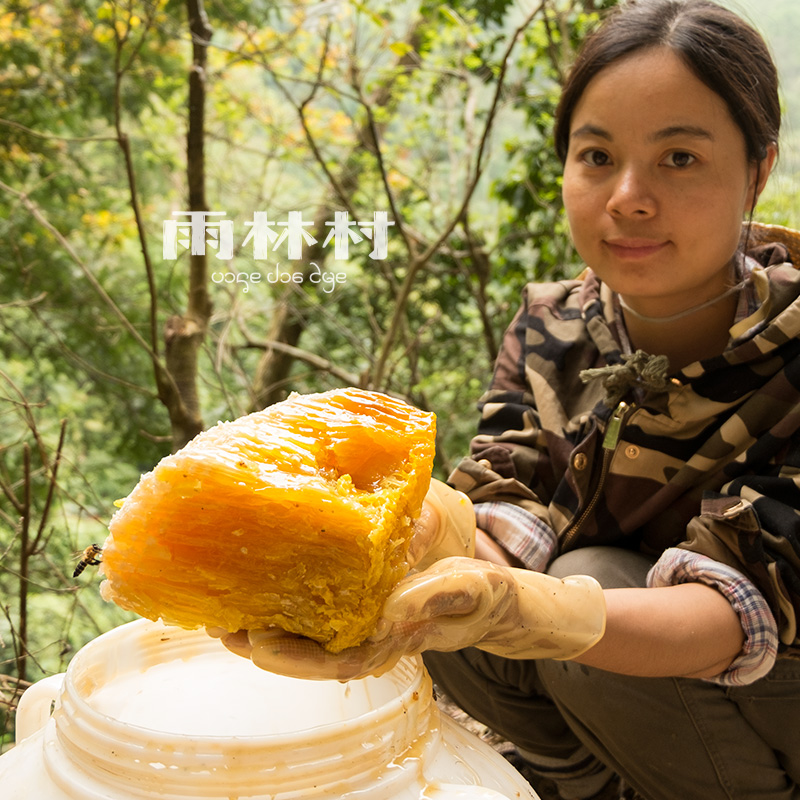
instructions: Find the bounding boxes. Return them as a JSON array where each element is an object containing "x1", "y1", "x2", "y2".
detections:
[
  {"x1": 217, "y1": 556, "x2": 606, "y2": 681},
  {"x1": 406, "y1": 479, "x2": 476, "y2": 571}
]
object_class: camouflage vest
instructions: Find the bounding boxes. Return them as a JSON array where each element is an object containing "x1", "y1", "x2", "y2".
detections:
[{"x1": 450, "y1": 232, "x2": 800, "y2": 653}]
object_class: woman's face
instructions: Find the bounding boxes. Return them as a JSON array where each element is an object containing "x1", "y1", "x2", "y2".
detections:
[{"x1": 562, "y1": 47, "x2": 774, "y2": 318}]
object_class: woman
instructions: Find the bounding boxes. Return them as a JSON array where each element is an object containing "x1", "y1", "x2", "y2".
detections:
[{"x1": 223, "y1": 1, "x2": 800, "y2": 797}]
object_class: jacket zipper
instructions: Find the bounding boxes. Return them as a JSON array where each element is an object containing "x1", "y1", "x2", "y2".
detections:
[{"x1": 560, "y1": 400, "x2": 632, "y2": 552}]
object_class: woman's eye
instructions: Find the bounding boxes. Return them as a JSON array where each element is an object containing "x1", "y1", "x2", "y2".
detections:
[
  {"x1": 664, "y1": 151, "x2": 696, "y2": 168},
  {"x1": 580, "y1": 149, "x2": 611, "y2": 167}
]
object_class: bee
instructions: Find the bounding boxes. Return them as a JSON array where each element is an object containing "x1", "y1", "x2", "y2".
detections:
[{"x1": 73, "y1": 543, "x2": 103, "y2": 578}]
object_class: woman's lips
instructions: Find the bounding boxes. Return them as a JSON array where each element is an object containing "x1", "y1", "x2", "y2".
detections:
[{"x1": 604, "y1": 239, "x2": 669, "y2": 259}]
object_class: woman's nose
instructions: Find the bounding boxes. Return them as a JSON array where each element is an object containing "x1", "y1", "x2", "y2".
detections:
[{"x1": 606, "y1": 167, "x2": 657, "y2": 218}]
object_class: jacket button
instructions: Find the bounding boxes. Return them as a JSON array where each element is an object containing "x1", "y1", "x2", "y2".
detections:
[
  {"x1": 625, "y1": 445, "x2": 640, "y2": 459},
  {"x1": 573, "y1": 453, "x2": 588, "y2": 471}
]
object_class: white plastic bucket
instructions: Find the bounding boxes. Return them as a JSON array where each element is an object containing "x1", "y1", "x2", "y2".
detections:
[{"x1": 0, "y1": 619, "x2": 538, "y2": 799}]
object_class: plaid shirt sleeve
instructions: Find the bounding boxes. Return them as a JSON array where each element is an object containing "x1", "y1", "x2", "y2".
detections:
[
  {"x1": 647, "y1": 547, "x2": 778, "y2": 686},
  {"x1": 474, "y1": 501, "x2": 557, "y2": 572}
]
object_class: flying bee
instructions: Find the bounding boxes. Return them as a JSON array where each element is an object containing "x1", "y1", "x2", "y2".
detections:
[{"x1": 73, "y1": 543, "x2": 103, "y2": 578}]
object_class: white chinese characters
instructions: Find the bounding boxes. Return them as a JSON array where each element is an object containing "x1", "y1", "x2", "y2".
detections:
[
  {"x1": 163, "y1": 212, "x2": 234, "y2": 260},
  {"x1": 163, "y1": 210, "x2": 393, "y2": 261}
]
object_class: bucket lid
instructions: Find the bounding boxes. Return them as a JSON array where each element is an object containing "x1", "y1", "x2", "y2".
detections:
[{"x1": 48, "y1": 619, "x2": 438, "y2": 798}]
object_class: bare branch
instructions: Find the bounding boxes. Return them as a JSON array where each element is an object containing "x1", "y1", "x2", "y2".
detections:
[
  {"x1": 118, "y1": 0, "x2": 161, "y2": 76},
  {"x1": 32, "y1": 419, "x2": 67, "y2": 553},
  {"x1": 239, "y1": 339, "x2": 361, "y2": 387},
  {"x1": 0, "y1": 449, "x2": 23, "y2": 517},
  {"x1": 112, "y1": 12, "x2": 161, "y2": 360},
  {"x1": 270, "y1": 48, "x2": 360, "y2": 217},
  {"x1": 459, "y1": 214, "x2": 499, "y2": 363},
  {"x1": 383, "y1": 308, "x2": 442, "y2": 390},
  {"x1": 372, "y1": 2, "x2": 545, "y2": 386},
  {"x1": 0, "y1": 292, "x2": 47, "y2": 310},
  {"x1": 0, "y1": 368, "x2": 51, "y2": 471},
  {"x1": 0, "y1": 117, "x2": 118, "y2": 143},
  {"x1": 541, "y1": 0, "x2": 566, "y2": 85},
  {"x1": 356, "y1": 88, "x2": 414, "y2": 257},
  {"x1": 16, "y1": 444, "x2": 31, "y2": 682}
]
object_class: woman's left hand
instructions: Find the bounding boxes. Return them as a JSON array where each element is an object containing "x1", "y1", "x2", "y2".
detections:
[{"x1": 211, "y1": 557, "x2": 607, "y2": 681}]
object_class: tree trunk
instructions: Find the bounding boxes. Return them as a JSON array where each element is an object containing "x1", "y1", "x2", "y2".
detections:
[{"x1": 163, "y1": 0, "x2": 214, "y2": 449}]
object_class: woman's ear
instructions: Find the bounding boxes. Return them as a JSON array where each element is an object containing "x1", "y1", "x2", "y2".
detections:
[{"x1": 748, "y1": 143, "x2": 778, "y2": 208}]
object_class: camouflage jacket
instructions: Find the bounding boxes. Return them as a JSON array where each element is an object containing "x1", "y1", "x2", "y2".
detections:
[{"x1": 449, "y1": 243, "x2": 800, "y2": 654}]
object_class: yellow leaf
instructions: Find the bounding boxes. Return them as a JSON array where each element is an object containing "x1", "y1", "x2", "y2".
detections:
[
  {"x1": 93, "y1": 26, "x2": 114, "y2": 44},
  {"x1": 389, "y1": 41, "x2": 413, "y2": 57},
  {"x1": 97, "y1": 2, "x2": 114, "y2": 22},
  {"x1": 387, "y1": 168, "x2": 410, "y2": 190}
]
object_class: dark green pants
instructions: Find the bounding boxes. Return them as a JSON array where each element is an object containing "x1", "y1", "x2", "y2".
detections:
[{"x1": 423, "y1": 547, "x2": 800, "y2": 800}]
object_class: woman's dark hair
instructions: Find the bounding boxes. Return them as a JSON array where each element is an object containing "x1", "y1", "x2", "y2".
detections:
[{"x1": 554, "y1": 0, "x2": 781, "y2": 166}]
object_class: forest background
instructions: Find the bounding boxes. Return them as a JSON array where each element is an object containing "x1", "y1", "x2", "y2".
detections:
[{"x1": 1, "y1": 0, "x2": 798, "y2": 747}]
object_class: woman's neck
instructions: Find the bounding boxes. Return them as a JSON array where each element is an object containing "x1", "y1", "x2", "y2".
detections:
[{"x1": 621, "y1": 292, "x2": 739, "y2": 372}]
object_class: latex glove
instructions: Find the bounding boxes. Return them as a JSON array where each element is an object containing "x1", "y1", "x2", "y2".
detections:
[
  {"x1": 218, "y1": 556, "x2": 606, "y2": 681},
  {"x1": 406, "y1": 479, "x2": 476, "y2": 571}
]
